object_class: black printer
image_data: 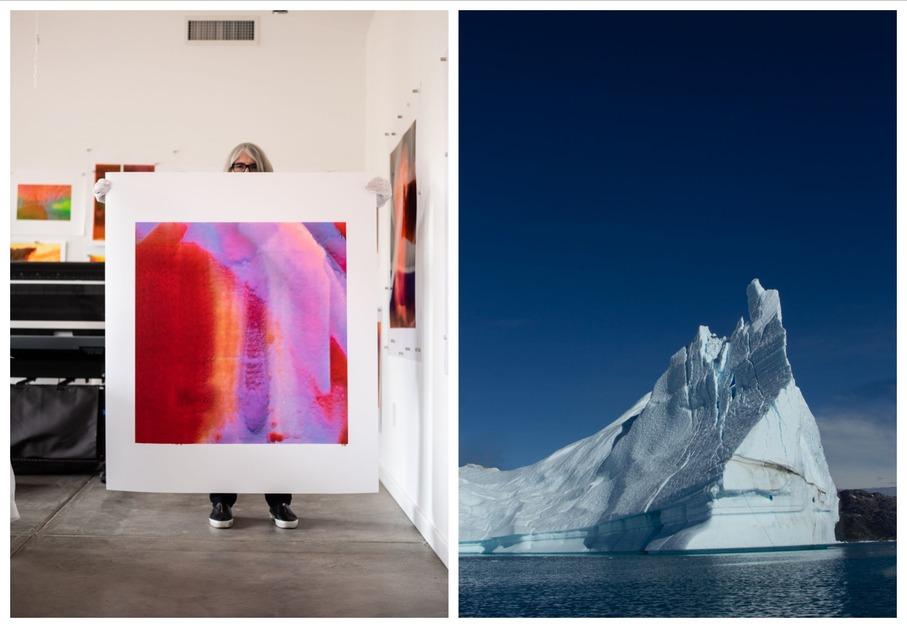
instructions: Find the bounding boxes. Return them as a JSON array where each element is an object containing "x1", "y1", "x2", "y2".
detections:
[{"x1": 11, "y1": 262, "x2": 105, "y2": 473}]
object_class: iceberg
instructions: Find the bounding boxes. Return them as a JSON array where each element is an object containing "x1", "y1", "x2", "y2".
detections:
[{"x1": 460, "y1": 280, "x2": 838, "y2": 554}]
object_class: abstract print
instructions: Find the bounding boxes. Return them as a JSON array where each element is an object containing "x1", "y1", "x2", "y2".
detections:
[
  {"x1": 135, "y1": 222, "x2": 348, "y2": 445},
  {"x1": 389, "y1": 122, "x2": 417, "y2": 328},
  {"x1": 17, "y1": 184, "x2": 72, "y2": 221},
  {"x1": 11, "y1": 242, "x2": 64, "y2": 262}
]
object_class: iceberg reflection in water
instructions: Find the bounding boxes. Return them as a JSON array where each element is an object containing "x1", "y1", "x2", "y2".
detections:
[{"x1": 459, "y1": 543, "x2": 895, "y2": 617}]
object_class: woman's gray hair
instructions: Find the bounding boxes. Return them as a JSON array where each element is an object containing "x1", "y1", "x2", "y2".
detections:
[{"x1": 224, "y1": 142, "x2": 274, "y2": 172}]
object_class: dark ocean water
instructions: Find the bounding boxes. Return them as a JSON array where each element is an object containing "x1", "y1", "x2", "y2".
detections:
[{"x1": 459, "y1": 543, "x2": 896, "y2": 617}]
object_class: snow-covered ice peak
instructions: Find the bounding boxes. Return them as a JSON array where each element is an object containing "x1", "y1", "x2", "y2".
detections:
[
  {"x1": 460, "y1": 280, "x2": 838, "y2": 553},
  {"x1": 693, "y1": 325, "x2": 723, "y2": 361},
  {"x1": 747, "y1": 277, "x2": 782, "y2": 332}
]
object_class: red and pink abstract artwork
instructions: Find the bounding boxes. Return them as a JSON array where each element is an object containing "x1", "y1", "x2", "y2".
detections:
[{"x1": 135, "y1": 222, "x2": 348, "y2": 445}]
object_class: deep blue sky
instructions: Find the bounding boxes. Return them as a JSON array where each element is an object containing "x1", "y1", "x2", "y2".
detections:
[{"x1": 459, "y1": 11, "x2": 896, "y2": 489}]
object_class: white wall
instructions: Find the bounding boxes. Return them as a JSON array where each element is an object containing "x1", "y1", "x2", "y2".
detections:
[
  {"x1": 11, "y1": 10, "x2": 371, "y2": 261},
  {"x1": 365, "y1": 12, "x2": 449, "y2": 566}
]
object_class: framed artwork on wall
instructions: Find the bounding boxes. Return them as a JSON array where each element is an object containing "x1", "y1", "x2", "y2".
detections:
[
  {"x1": 11, "y1": 240, "x2": 66, "y2": 262},
  {"x1": 11, "y1": 171, "x2": 86, "y2": 237}
]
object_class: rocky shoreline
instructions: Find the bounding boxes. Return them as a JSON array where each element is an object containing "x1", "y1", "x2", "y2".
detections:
[{"x1": 836, "y1": 489, "x2": 896, "y2": 542}]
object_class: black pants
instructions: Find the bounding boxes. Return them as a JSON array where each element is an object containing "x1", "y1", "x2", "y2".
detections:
[{"x1": 209, "y1": 493, "x2": 292, "y2": 509}]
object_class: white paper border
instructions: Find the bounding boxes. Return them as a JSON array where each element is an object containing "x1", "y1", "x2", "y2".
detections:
[{"x1": 105, "y1": 172, "x2": 378, "y2": 494}]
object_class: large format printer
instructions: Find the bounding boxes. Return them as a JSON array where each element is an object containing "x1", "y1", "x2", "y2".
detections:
[{"x1": 11, "y1": 262, "x2": 105, "y2": 473}]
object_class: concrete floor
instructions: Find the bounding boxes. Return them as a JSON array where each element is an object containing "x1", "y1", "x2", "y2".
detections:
[{"x1": 11, "y1": 473, "x2": 447, "y2": 617}]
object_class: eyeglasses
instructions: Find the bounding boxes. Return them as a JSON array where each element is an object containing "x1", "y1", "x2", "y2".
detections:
[{"x1": 230, "y1": 162, "x2": 258, "y2": 173}]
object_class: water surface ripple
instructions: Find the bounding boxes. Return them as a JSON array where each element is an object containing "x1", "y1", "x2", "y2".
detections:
[{"x1": 459, "y1": 543, "x2": 896, "y2": 617}]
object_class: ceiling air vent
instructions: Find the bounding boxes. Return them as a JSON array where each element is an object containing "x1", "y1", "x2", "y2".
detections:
[{"x1": 187, "y1": 19, "x2": 256, "y2": 43}]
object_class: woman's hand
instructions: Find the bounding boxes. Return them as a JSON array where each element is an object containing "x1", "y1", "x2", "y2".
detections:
[
  {"x1": 366, "y1": 177, "x2": 391, "y2": 209},
  {"x1": 94, "y1": 178, "x2": 112, "y2": 204}
]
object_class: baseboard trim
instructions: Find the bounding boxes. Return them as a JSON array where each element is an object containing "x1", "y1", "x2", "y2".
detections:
[{"x1": 379, "y1": 466, "x2": 449, "y2": 568}]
